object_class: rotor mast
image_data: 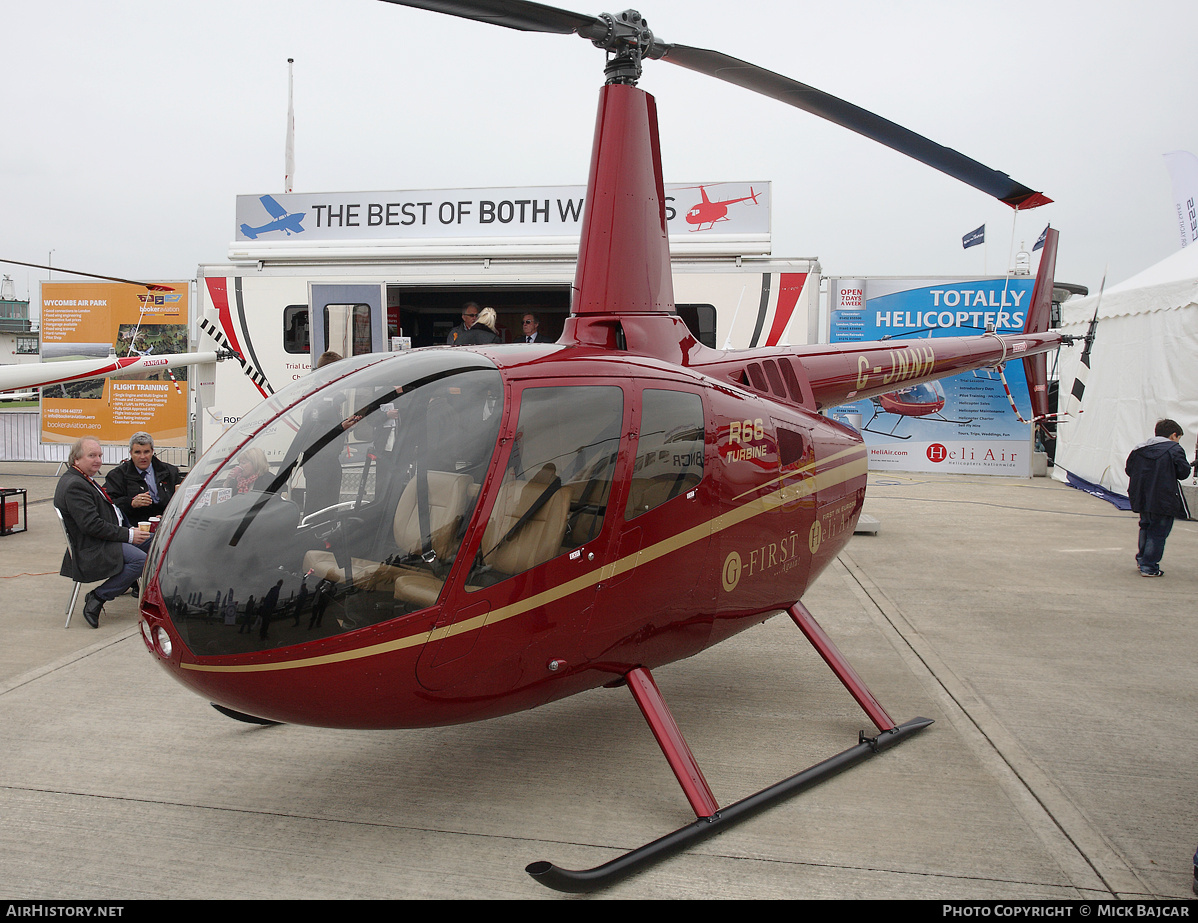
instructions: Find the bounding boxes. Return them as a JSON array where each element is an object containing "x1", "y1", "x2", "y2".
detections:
[
  {"x1": 564, "y1": 9, "x2": 677, "y2": 333},
  {"x1": 583, "y1": 8, "x2": 663, "y2": 85}
]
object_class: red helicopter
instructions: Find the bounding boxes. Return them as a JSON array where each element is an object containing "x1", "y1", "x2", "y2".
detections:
[
  {"x1": 683, "y1": 184, "x2": 760, "y2": 231},
  {"x1": 136, "y1": 1, "x2": 1062, "y2": 892}
]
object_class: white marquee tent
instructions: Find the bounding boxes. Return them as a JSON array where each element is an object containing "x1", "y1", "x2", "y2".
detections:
[{"x1": 1052, "y1": 244, "x2": 1198, "y2": 497}]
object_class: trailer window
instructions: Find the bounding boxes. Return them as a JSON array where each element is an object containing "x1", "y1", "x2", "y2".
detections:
[
  {"x1": 324, "y1": 304, "x2": 372, "y2": 357},
  {"x1": 676, "y1": 303, "x2": 716, "y2": 348},
  {"x1": 283, "y1": 305, "x2": 309, "y2": 354}
]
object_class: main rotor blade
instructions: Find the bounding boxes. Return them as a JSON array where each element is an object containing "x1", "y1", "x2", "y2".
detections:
[
  {"x1": 380, "y1": 2, "x2": 1049, "y2": 208},
  {"x1": 380, "y1": 0, "x2": 604, "y2": 37},
  {"x1": 658, "y1": 43, "x2": 1049, "y2": 209},
  {"x1": 0, "y1": 258, "x2": 176, "y2": 291}
]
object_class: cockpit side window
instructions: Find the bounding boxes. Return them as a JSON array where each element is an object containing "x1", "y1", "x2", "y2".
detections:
[
  {"x1": 625, "y1": 389, "x2": 705, "y2": 520},
  {"x1": 465, "y1": 385, "x2": 623, "y2": 590}
]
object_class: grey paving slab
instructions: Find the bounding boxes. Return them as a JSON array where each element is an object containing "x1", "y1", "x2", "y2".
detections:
[{"x1": 0, "y1": 468, "x2": 1190, "y2": 899}]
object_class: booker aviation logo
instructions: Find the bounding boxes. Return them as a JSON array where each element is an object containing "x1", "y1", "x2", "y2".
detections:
[
  {"x1": 240, "y1": 194, "x2": 306, "y2": 239},
  {"x1": 136, "y1": 292, "x2": 183, "y2": 306},
  {"x1": 927, "y1": 443, "x2": 948, "y2": 463}
]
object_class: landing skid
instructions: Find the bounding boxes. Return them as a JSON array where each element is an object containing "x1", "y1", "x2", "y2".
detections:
[
  {"x1": 525, "y1": 601, "x2": 933, "y2": 892},
  {"x1": 527, "y1": 717, "x2": 931, "y2": 892}
]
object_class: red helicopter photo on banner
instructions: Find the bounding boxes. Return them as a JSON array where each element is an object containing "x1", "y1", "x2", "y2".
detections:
[{"x1": 135, "y1": 1, "x2": 1065, "y2": 892}]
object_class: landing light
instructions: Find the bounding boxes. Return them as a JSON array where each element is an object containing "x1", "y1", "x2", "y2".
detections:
[{"x1": 153, "y1": 625, "x2": 172, "y2": 659}]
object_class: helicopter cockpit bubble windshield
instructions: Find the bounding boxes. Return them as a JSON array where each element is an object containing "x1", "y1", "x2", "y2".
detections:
[{"x1": 145, "y1": 349, "x2": 504, "y2": 657}]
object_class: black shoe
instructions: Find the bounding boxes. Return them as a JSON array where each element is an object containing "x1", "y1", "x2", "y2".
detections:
[
  {"x1": 82, "y1": 591, "x2": 103, "y2": 629},
  {"x1": 128, "y1": 580, "x2": 139, "y2": 599}
]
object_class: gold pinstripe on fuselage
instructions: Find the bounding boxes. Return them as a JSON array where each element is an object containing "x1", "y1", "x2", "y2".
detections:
[{"x1": 182, "y1": 444, "x2": 867, "y2": 674}]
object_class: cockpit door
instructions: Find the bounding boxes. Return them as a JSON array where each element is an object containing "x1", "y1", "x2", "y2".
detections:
[{"x1": 415, "y1": 380, "x2": 631, "y2": 694}]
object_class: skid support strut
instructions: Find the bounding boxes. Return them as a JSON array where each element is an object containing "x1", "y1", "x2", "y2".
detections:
[
  {"x1": 526, "y1": 601, "x2": 932, "y2": 893},
  {"x1": 786, "y1": 600, "x2": 895, "y2": 732}
]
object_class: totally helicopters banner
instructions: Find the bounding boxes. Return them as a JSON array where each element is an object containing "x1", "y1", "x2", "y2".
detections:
[
  {"x1": 827, "y1": 276, "x2": 1037, "y2": 476},
  {"x1": 40, "y1": 281, "x2": 190, "y2": 447}
]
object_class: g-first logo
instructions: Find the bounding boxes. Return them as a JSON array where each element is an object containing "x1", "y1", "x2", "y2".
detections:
[{"x1": 721, "y1": 551, "x2": 742, "y2": 592}]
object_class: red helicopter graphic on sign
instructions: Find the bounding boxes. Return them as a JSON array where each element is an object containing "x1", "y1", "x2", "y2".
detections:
[
  {"x1": 683, "y1": 184, "x2": 761, "y2": 231},
  {"x1": 130, "y1": 1, "x2": 1064, "y2": 893},
  {"x1": 863, "y1": 379, "x2": 974, "y2": 439}
]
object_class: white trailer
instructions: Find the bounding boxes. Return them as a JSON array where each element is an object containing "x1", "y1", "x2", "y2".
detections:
[{"x1": 192, "y1": 183, "x2": 820, "y2": 454}]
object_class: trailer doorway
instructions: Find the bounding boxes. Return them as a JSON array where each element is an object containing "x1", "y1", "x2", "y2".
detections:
[{"x1": 388, "y1": 285, "x2": 572, "y2": 347}]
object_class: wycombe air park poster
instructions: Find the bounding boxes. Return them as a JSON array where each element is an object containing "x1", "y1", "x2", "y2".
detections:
[
  {"x1": 827, "y1": 277, "x2": 1037, "y2": 477},
  {"x1": 40, "y1": 281, "x2": 190, "y2": 447}
]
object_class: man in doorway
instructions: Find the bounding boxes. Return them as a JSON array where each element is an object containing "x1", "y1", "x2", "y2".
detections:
[
  {"x1": 522, "y1": 313, "x2": 541, "y2": 343},
  {"x1": 1125, "y1": 418, "x2": 1192, "y2": 577},
  {"x1": 447, "y1": 302, "x2": 480, "y2": 345},
  {"x1": 105, "y1": 431, "x2": 181, "y2": 523}
]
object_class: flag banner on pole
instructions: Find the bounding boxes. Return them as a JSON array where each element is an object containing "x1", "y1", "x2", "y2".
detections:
[
  {"x1": 962, "y1": 224, "x2": 985, "y2": 249},
  {"x1": 1164, "y1": 151, "x2": 1198, "y2": 248},
  {"x1": 1033, "y1": 224, "x2": 1049, "y2": 251}
]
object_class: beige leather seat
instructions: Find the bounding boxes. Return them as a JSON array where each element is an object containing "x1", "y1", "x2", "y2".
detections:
[
  {"x1": 303, "y1": 470, "x2": 472, "y2": 590},
  {"x1": 394, "y1": 464, "x2": 570, "y2": 607},
  {"x1": 478, "y1": 465, "x2": 571, "y2": 576}
]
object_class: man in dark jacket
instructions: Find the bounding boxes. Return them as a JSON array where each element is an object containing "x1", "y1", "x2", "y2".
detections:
[
  {"x1": 55, "y1": 436, "x2": 152, "y2": 627},
  {"x1": 1125, "y1": 418, "x2": 1192, "y2": 577},
  {"x1": 446, "y1": 302, "x2": 480, "y2": 346},
  {"x1": 104, "y1": 432, "x2": 181, "y2": 523}
]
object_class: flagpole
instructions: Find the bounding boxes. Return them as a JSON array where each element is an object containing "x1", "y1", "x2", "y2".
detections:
[{"x1": 285, "y1": 58, "x2": 295, "y2": 194}]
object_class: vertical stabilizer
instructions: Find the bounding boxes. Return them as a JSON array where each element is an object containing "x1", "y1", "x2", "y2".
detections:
[{"x1": 1022, "y1": 227, "x2": 1058, "y2": 419}]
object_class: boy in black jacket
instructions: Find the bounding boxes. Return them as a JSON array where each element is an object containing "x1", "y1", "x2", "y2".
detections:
[{"x1": 1125, "y1": 418, "x2": 1192, "y2": 577}]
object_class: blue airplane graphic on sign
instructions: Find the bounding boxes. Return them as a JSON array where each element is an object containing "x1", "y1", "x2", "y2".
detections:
[{"x1": 240, "y1": 195, "x2": 306, "y2": 239}]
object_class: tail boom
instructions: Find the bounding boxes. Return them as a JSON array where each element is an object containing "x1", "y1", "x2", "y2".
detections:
[{"x1": 794, "y1": 331, "x2": 1062, "y2": 411}]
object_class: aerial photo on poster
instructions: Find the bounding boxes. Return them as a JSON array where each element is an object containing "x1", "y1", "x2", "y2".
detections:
[{"x1": 39, "y1": 280, "x2": 190, "y2": 446}]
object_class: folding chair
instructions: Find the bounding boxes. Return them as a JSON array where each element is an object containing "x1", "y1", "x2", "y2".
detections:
[{"x1": 53, "y1": 506, "x2": 84, "y2": 629}]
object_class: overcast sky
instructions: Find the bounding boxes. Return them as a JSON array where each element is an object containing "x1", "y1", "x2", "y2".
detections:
[{"x1": 4, "y1": 0, "x2": 1196, "y2": 309}]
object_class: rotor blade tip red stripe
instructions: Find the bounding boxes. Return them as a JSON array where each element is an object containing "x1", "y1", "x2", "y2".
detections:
[{"x1": 1006, "y1": 192, "x2": 1053, "y2": 210}]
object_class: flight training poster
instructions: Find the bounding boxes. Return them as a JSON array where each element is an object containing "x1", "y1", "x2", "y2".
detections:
[
  {"x1": 827, "y1": 277, "x2": 1037, "y2": 477},
  {"x1": 40, "y1": 281, "x2": 190, "y2": 447}
]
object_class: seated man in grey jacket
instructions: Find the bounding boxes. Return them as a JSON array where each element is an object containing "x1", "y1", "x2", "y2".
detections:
[
  {"x1": 104, "y1": 431, "x2": 181, "y2": 523},
  {"x1": 55, "y1": 436, "x2": 152, "y2": 628}
]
